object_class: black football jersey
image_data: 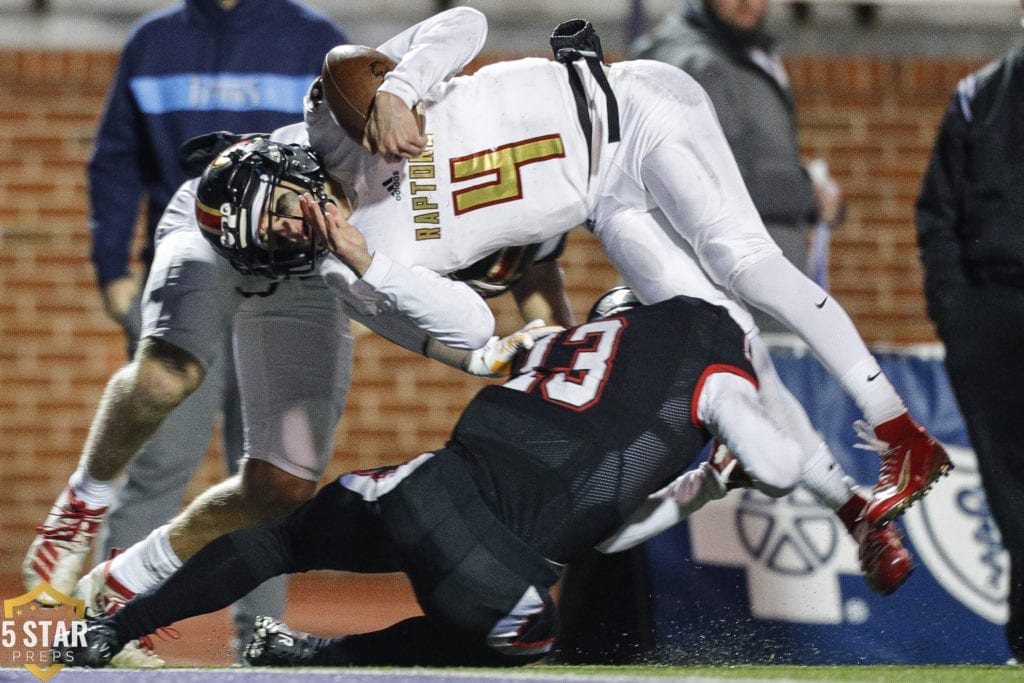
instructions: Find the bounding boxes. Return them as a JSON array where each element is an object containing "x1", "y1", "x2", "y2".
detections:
[{"x1": 450, "y1": 294, "x2": 754, "y2": 563}]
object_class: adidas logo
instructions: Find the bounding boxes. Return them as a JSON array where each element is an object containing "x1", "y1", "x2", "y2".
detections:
[{"x1": 382, "y1": 171, "x2": 402, "y2": 201}]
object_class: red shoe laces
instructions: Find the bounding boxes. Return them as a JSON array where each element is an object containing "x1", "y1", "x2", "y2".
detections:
[
  {"x1": 139, "y1": 626, "x2": 181, "y2": 653},
  {"x1": 36, "y1": 505, "x2": 104, "y2": 541}
]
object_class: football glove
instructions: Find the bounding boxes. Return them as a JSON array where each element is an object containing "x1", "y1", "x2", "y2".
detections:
[{"x1": 463, "y1": 319, "x2": 564, "y2": 377}]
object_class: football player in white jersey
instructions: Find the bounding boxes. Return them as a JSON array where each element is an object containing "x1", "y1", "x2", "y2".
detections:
[{"x1": 306, "y1": 8, "x2": 948, "y2": 540}]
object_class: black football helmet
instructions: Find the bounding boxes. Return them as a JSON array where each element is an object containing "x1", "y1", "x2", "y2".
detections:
[
  {"x1": 587, "y1": 286, "x2": 641, "y2": 321},
  {"x1": 194, "y1": 136, "x2": 329, "y2": 278}
]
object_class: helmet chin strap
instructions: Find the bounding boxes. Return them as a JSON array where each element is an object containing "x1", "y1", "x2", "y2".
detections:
[{"x1": 550, "y1": 18, "x2": 621, "y2": 181}]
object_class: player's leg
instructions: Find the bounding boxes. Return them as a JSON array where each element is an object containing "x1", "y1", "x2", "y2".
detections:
[
  {"x1": 24, "y1": 226, "x2": 240, "y2": 602},
  {"x1": 164, "y1": 275, "x2": 354, "y2": 560},
  {"x1": 623, "y1": 63, "x2": 950, "y2": 524},
  {"x1": 247, "y1": 453, "x2": 559, "y2": 668},
  {"x1": 70, "y1": 478, "x2": 392, "y2": 668},
  {"x1": 248, "y1": 594, "x2": 555, "y2": 669},
  {"x1": 592, "y1": 203, "x2": 912, "y2": 592},
  {"x1": 731, "y1": 254, "x2": 951, "y2": 524},
  {"x1": 94, "y1": 330, "x2": 274, "y2": 657},
  {"x1": 92, "y1": 277, "x2": 352, "y2": 598},
  {"x1": 709, "y1": 345, "x2": 913, "y2": 593},
  {"x1": 98, "y1": 347, "x2": 228, "y2": 559}
]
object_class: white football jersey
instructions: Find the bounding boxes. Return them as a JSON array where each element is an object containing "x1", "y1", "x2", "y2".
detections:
[{"x1": 313, "y1": 59, "x2": 600, "y2": 276}]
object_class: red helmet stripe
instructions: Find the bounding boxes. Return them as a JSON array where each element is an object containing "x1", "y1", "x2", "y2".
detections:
[{"x1": 195, "y1": 199, "x2": 222, "y2": 235}]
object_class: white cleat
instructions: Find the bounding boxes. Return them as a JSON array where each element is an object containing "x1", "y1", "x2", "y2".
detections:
[
  {"x1": 74, "y1": 558, "x2": 166, "y2": 668},
  {"x1": 23, "y1": 487, "x2": 108, "y2": 604}
]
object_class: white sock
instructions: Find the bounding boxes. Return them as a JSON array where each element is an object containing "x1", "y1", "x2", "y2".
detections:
[
  {"x1": 800, "y1": 442, "x2": 858, "y2": 511},
  {"x1": 69, "y1": 467, "x2": 117, "y2": 509},
  {"x1": 839, "y1": 358, "x2": 906, "y2": 427},
  {"x1": 108, "y1": 525, "x2": 182, "y2": 595}
]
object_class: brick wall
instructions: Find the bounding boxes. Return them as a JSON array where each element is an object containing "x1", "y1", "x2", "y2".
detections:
[{"x1": 0, "y1": 49, "x2": 984, "y2": 574}]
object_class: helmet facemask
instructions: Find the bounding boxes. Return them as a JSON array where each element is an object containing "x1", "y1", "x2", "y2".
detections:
[{"x1": 196, "y1": 138, "x2": 330, "y2": 278}]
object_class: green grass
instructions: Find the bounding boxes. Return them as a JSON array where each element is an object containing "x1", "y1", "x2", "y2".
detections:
[
  {"x1": 528, "y1": 664, "x2": 1024, "y2": 680},
  {"x1": 5, "y1": 664, "x2": 1024, "y2": 681}
]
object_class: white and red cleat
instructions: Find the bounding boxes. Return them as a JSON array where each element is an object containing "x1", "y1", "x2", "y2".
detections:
[
  {"x1": 23, "y1": 487, "x2": 108, "y2": 604},
  {"x1": 75, "y1": 557, "x2": 167, "y2": 668}
]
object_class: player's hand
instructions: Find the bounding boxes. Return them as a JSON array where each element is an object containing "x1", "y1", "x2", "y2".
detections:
[
  {"x1": 301, "y1": 193, "x2": 372, "y2": 277},
  {"x1": 463, "y1": 319, "x2": 565, "y2": 377},
  {"x1": 363, "y1": 91, "x2": 427, "y2": 163},
  {"x1": 100, "y1": 274, "x2": 141, "y2": 328},
  {"x1": 807, "y1": 158, "x2": 845, "y2": 229}
]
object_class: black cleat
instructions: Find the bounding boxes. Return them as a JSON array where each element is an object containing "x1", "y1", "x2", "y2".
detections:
[
  {"x1": 66, "y1": 621, "x2": 123, "y2": 668},
  {"x1": 244, "y1": 616, "x2": 323, "y2": 666}
]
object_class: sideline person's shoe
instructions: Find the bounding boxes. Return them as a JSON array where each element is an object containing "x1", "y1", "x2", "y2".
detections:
[
  {"x1": 74, "y1": 558, "x2": 166, "y2": 668},
  {"x1": 857, "y1": 415, "x2": 953, "y2": 527},
  {"x1": 244, "y1": 616, "x2": 324, "y2": 666},
  {"x1": 23, "y1": 487, "x2": 108, "y2": 604}
]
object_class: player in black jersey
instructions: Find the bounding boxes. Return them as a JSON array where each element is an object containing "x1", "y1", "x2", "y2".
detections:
[{"x1": 69, "y1": 289, "x2": 804, "y2": 669}]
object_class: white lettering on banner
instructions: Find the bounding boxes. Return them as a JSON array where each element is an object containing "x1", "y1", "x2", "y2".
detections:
[
  {"x1": 688, "y1": 487, "x2": 863, "y2": 624},
  {"x1": 902, "y1": 445, "x2": 1008, "y2": 624}
]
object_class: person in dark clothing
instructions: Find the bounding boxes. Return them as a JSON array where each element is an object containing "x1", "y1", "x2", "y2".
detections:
[
  {"x1": 916, "y1": 10, "x2": 1024, "y2": 660},
  {"x1": 68, "y1": 291, "x2": 806, "y2": 668}
]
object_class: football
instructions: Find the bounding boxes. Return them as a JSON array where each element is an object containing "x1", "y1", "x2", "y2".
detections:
[{"x1": 320, "y1": 45, "x2": 397, "y2": 143}]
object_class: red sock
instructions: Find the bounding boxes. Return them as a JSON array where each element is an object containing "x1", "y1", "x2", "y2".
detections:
[{"x1": 837, "y1": 492, "x2": 868, "y2": 534}]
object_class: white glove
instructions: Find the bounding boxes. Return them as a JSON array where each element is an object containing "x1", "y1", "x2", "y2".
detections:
[
  {"x1": 463, "y1": 319, "x2": 564, "y2": 377},
  {"x1": 596, "y1": 463, "x2": 730, "y2": 554}
]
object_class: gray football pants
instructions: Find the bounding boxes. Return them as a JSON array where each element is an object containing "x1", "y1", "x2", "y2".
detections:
[{"x1": 96, "y1": 297, "x2": 286, "y2": 649}]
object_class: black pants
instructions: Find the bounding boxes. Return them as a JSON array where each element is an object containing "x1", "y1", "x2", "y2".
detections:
[
  {"x1": 110, "y1": 452, "x2": 559, "y2": 666},
  {"x1": 935, "y1": 282, "x2": 1024, "y2": 659}
]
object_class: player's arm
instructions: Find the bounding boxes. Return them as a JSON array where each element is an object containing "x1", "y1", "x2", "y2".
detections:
[
  {"x1": 596, "y1": 465, "x2": 727, "y2": 554},
  {"x1": 424, "y1": 319, "x2": 564, "y2": 378},
  {"x1": 307, "y1": 196, "x2": 495, "y2": 351},
  {"x1": 598, "y1": 371, "x2": 804, "y2": 553},
  {"x1": 512, "y1": 259, "x2": 576, "y2": 328},
  {"x1": 365, "y1": 7, "x2": 487, "y2": 160},
  {"x1": 374, "y1": 6, "x2": 487, "y2": 94}
]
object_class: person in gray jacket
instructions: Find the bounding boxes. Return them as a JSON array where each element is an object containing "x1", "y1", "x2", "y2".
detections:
[{"x1": 630, "y1": 0, "x2": 843, "y2": 335}]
